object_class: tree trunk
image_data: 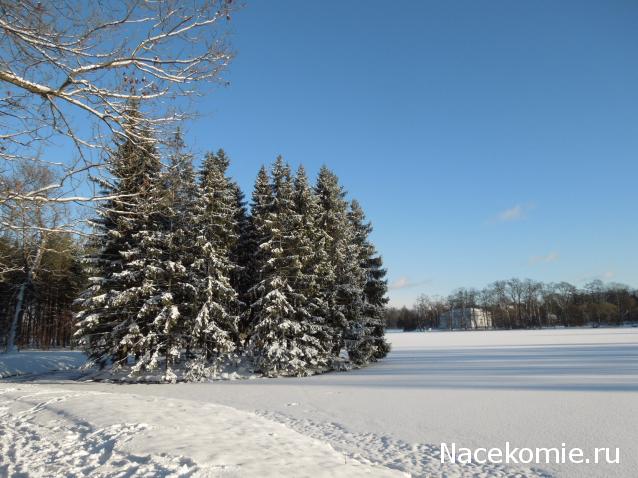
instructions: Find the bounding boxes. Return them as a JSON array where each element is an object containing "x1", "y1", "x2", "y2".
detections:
[
  {"x1": 5, "y1": 236, "x2": 46, "y2": 353},
  {"x1": 6, "y1": 282, "x2": 27, "y2": 353}
]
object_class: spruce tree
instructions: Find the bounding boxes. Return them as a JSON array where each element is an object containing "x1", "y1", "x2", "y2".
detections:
[
  {"x1": 290, "y1": 165, "x2": 331, "y2": 370},
  {"x1": 136, "y1": 129, "x2": 198, "y2": 379},
  {"x1": 347, "y1": 200, "x2": 390, "y2": 364},
  {"x1": 314, "y1": 166, "x2": 366, "y2": 362},
  {"x1": 104, "y1": 129, "x2": 204, "y2": 381},
  {"x1": 187, "y1": 149, "x2": 241, "y2": 379},
  {"x1": 244, "y1": 164, "x2": 272, "y2": 334},
  {"x1": 248, "y1": 158, "x2": 326, "y2": 376},
  {"x1": 77, "y1": 124, "x2": 203, "y2": 381},
  {"x1": 75, "y1": 106, "x2": 165, "y2": 371},
  {"x1": 77, "y1": 133, "x2": 390, "y2": 380},
  {"x1": 114, "y1": 175, "x2": 187, "y2": 381},
  {"x1": 230, "y1": 181, "x2": 253, "y2": 343},
  {"x1": 98, "y1": 131, "x2": 198, "y2": 381},
  {"x1": 164, "y1": 128, "x2": 197, "y2": 218}
]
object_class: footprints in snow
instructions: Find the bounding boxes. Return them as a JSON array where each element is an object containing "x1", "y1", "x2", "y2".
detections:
[
  {"x1": 257, "y1": 410, "x2": 553, "y2": 478},
  {"x1": 0, "y1": 389, "x2": 207, "y2": 477}
]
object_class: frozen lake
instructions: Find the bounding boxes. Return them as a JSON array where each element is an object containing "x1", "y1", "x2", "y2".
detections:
[{"x1": 2, "y1": 328, "x2": 637, "y2": 477}]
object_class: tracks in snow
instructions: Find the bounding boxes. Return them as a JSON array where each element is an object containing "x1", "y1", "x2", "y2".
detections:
[
  {"x1": 0, "y1": 385, "x2": 401, "y2": 477},
  {"x1": 257, "y1": 410, "x2": 553, "y2": 478},
  {"x1": 0, "y1": 388, "x2": 221, "y2": 477}
]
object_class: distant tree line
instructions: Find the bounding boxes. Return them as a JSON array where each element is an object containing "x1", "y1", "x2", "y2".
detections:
[
  {"x1": 386, "y1": 278, "x2": 638, "y2": 331},
  {"x1": 0, "y1": 235, "x2": 85, "y2": 350}
]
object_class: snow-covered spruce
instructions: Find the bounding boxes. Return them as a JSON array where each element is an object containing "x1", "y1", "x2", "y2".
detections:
[
  {"x1": 248, "y1": 159, "x2": 331, "y2": 376},
  {"x1": 347, "y1": 199, "x2": 391, "y2": 364},
  {"x1": 187, "y1": 150, "x2": 241, "y2": 380},
  {"x1": 75, "y1": 129, "x2": 389, "y2": 380},
  {"x1": 314, "y1": 166, "x2": 374, "y2": 362},
  {"x1": 75, "y1": 105, "x2": 169, "y2": 372}
]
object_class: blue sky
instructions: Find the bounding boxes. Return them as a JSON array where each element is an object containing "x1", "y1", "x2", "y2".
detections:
[{"x1": 181, "y1": 0, "x2": 638, "y2": 306}]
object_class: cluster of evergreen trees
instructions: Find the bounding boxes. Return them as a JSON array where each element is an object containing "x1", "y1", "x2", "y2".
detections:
[{"x1": 75, "y1": 118, "x2": 389, "y2": 381}]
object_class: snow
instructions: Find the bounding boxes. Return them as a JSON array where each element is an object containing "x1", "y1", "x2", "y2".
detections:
[
  {"x1": 0, "y1": 385, "x2": 400, "y2": 477},
  {"x1": 0, "y1": 350, "x2": 87, "y2": 378},
  {"x1": 2, "y1": 328, "x2": 637, "y2": 477}
]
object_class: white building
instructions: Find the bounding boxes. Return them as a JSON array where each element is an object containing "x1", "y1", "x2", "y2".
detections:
[{"x1": 438, "y1": 308, "x2": 492, "y2": 330}]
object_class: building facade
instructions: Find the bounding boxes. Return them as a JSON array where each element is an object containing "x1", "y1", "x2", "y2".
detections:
[{"x1": 438, "y1": 308, "x2": 492, "y2": 330}]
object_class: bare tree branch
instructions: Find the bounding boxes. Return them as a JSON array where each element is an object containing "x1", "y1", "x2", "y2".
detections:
[{"x1": 0, "y1": 0, "x2": 236, "y2": 238}]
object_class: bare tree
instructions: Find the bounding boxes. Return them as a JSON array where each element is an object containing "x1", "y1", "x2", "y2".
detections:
[
  {"x1": 491, "y1": 280, "x2": 512, "y2": 328},
  {"x1": 551, "y1": 281, "x2": 576, "y2": 326},
  {"x1": 522, "y1": 279, "x2": 542, "y2": 328},
  {"x1": 607, "y1": 282, "x2": 632, "y2": 324},
  {"x1": 415, "y1": 293, "x2": 447, "y2": 330},
  {"x1": 0, "y1": 0, "x2": 235, "y2": 230},
  {"x1": 414, "y1": 294, "x2": 430, "y2": 330},
  {"x1": 505, "y1": 278, "x2": 526, "y2": 328}
]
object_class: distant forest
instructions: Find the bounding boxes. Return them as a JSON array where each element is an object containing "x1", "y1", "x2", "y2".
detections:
[
  {"x1": 0, "y1": 235, "x2": 84, "y2": 349},
  {"x1": 386, "y1": 279, "x2": 638, "y2": 331}
]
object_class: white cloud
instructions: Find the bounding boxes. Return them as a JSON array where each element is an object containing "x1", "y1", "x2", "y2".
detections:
[
  {"x1": 389, "y1": 276, "x2": 410, "y2": 290},
  {"x1": 492, "y1": 203, "x2": 535, "y2": 223},
  {"x1": 498, "y1": 205, "x2": 524, "y2": 222},
  {"x1": 388, "y1": 276, "x2": 430, "y2": 290},
  {"x1": 530, "y1": 251, "x2": 560, "y2": 265}
]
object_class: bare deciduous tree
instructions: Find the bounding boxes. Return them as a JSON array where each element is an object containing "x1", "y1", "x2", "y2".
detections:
[{"x1": 0, "y1": 0, "x2": 235, "y2": 225}]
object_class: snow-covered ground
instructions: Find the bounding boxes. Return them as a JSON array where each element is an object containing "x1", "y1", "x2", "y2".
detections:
[
  {"x1": 0, "y1": 350, "x2": 86, "y2": 378},
  {"x1": 0, "y1": 385, "x2": 398, "y2": 477},
  {"x1": 2, "y1": 328, "x2": 637, "y2": 477}
]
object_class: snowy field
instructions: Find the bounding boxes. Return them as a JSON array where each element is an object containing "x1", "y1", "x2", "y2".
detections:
[{"x1": 1, "y1": 328, "x2": 637, "y2": 477}]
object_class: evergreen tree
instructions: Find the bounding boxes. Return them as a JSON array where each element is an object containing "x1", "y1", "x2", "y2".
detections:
[
  {"x1": 243, "y1": 165, "x2": 271, "y2": 334},
  {"x1": 76, "y1": 133, "x2": 391, "y2": 380},
  {"x1": 105, "y1": 129, "x2": 202, "y2": 381},
  {"x1": 113, "y1": 176, "x2": 188, "y2": 381},
  {"x1": 135, "y1": 129, "x2": 198, "y2": 379},
  {"x1": 229, "y1": 181, "x2": 253, "y2": 343},
  {"x1": 164, "y1": 128, "x2": 197, "y2": 217},
  {"x1": 290, "y1": 165, "x2": 331, "y2": 370},
  {"x1": 347, "y1": 200, "x2": 390, "y2": 364},
  {"x1": 75, "y1": 105, "x2": 165, "y2": 371},
  {"x1": 187, "y1": 149, "x2": 240, "y2": 379},
  {"x1": 95, "y1": 131, "x2": 199, "y2": 381},
  {"x1": 77, "y1": 122, "x2": 202, "y2": 381},
  {"x1": 248, "y1": 158, "x2": 326, "y2": 376},
  {"x1": 314, "y1": 166, "x2": 366, "y2": 361}
]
